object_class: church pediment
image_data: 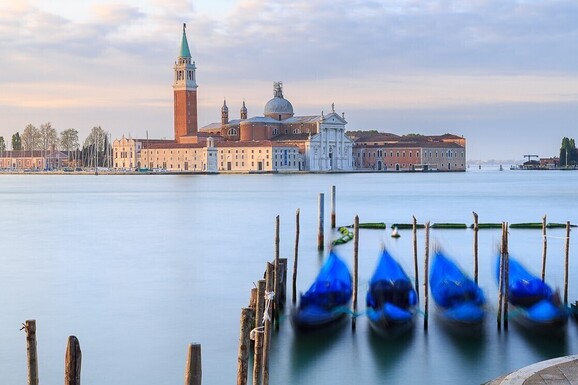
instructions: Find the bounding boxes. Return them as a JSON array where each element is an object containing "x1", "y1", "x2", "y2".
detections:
[{"x1": 323, "y1": 112, "x2": 347, "y2": 125}]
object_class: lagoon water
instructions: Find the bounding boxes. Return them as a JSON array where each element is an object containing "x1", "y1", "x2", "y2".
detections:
[{"x1": 0, "y1": 168, "x2": 577, "y2": 384}]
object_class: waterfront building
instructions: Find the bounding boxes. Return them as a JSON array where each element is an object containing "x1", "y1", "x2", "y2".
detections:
[
  {"x1": 111, "y1": 24, "x2": 353, "y2": 173},
  {"x1": 352, "y1": 133, "x2": 466, "y2": 171},
  {"x1": 0, "y1": 149, "x2": 69, "y2": 171},
  {"x1": 112, "y1": 136, "x2": 174, "y2": 170},
  {"x1": 110, "y1": 23, "x2": 463, "y2": 173},
  {"x1": 139, "y1": 137, "x2": 218, "y2": 172},
  {"x1": 202, "y1": 83, "x2": 354, "y2": 171}
]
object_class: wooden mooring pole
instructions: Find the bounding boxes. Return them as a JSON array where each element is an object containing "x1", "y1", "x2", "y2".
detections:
[
  {"x1": 412, "y1": 216, "x2": 420, "y2": 302},
  {"x1": 473, "y1": 212, "x2": 479, "y2": 285},
  {"x1": 274, "y1": 216, "x2": 280, "y2": 330},
  {"x1": 249, "y1": 288, "x2": 257, "y2": 310},
  {"x1": 497, "y1": 223, "x2": 505, "y2": 330},
  {"x1": 22, "y1": 320, "x2": 39, "y2": 385},
  {"x1": 424, "y1": 222, "x2": 430, "y2": 331},
  {"x1": 292, "y1": 209, "x2": 300, "y2": 306},
  {"x1": 541, "y1": 215, "x2": 547, "y2": 281},
  {"x1": 65, "y1": 336, "x2": 82, "y2": 385},
  {"x1": 503, "y1": 222, "x2": 509, "y2": 331},
  {"x1": 564, "y1": 221, "x2": 570, "y2": 305},
  {"x1": 318, "y1": 193, "x2": 324, "y2": 251},
  {"x1": 262, "y1": 263, "x2": 274, "y2": 385},
  {"x1": 352, "y1": 215, "x2": 359, "y2": 331},
  {"x1": 252, "y1": 280, "x2": 266, "y2": 385},
  {"x1": 184, "y1": 343, "x2": 202, "y2": 385},
  {"x1": 237, "y1": 308, "x2": 254, "y2": 385},
  {"x1": 330, "y1": 185, "x2": 336, "y2": 229}
]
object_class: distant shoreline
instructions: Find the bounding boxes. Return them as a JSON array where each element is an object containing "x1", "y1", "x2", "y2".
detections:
[{"x1": 0, "y1": 169, "x2": 467, "y2": 176}]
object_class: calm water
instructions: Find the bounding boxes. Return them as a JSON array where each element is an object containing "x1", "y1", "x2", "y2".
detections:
[{"x1": 0, "y1": 168, "x2": 577, "y2": 384}]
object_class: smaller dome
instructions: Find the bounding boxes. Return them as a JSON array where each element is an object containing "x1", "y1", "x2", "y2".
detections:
[{"x1": 240, "y1": 101, "x2": 247, "y2": 114}]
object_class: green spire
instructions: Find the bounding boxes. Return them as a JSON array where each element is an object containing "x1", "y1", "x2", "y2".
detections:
[{"x1": 179, "y1": 23, "x2": 191, "y2": 58}]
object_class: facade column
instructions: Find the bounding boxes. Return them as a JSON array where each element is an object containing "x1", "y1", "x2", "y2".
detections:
[{"x1": 325, "y1": 127, "x2": 329, "y2": 170}]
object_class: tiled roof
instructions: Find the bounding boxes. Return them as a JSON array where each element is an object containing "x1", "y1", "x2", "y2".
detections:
[
  {"x1": 351, "y1": 132, "x2": 401, "y2": 142},
  {"x1": 144, "y1": 142, "x2": 204, "y2": 149},
  {"x1": 355, "y1": 141, "x2": 464, "y2": 149}
]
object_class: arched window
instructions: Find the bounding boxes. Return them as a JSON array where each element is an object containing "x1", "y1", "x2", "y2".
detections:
[
  {"x1": 293, "y1": 128, "x2": 301, "y2": 134},
  {"x1": 227, "y1": 128, "x2": 238, "y2": 136},
  {"x1": 272, "y1": 128, "x2": 279, "y2": 136}
]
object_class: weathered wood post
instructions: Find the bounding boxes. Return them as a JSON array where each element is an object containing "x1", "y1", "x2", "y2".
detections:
[
  {"x1": 503, "y1": 222, "x2": 509, "y2": 331},
  {"x1": 237, "y1": 308, "x2": 255, "y2": 385},
  {"x1": 541, "y1": 215, "x2": 547, "y2": 281},
  {"x1": 352, "y1": 215, "x2": 359, "y2": 331},
  {"x1": 292, "y1": 209, "x2": 300, "y2": 306},
  {"x1": 330, "y1": 185, "x2": 336, "y2": 229},
  {"x1": 318, "y1": 193, "x2": 324, "y2": 250},
  {"x1": 412, "y1": 216, "x2": 420, "y2": 302},
  {"x1": 262, "y1": 263, "x2": 274, "y2": 385},
  {"x1": 249, "y1": 287, "x2": 257, "y2": 310},
  {"x1": 184, "y1": 343, "x2": 202, "y2": 385},
  {"x1": 279, "y1": 258, "x2": 287, "y2": 311},
  {"x1": 65, "y1": 336, "x2": 82, "y2": 385},
  {"x1": 497, "y1": 223, "x2": 505, "y2": 330},
  {"x1": 255, "y1": 280, "x2": 266, "y2": 329},
  {"x1": 252, "y1": 280, "x2": 266, "y2": 385},
  {"x1": 22, "y1": 320, "x2": 39, "y2": 385},
  {"x1": 424, "y1": 222, "x2": 430, "y2": 331},
  {"x1": 473, "y1": 211, "x2": 479, "y2": 284},
  {"x1": 564, "y1": 221, "x2": 570, "y2": 305},
  {"x1": 274, "y1": 216, "x2": 280, "y2": 330}
]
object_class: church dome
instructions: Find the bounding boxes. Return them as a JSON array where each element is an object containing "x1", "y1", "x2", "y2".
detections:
[
  {"x1": 264, "y1": 97, "x2": 293, "y2": 116},
  {"x1": 263, "y1": 81, "x2": 294, "y2": 120}
]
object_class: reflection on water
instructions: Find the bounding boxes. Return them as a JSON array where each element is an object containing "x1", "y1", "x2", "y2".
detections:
[
  {"x1": 290, "y1": 321, "x2": 349, "y2": 366},
  {"x1": 367, "y1": 326, "x2": 415, "y2": 373},
  {"x1": 289, "y1": 319, "x2": 350, "y2": 383},
  {"x1": 514, "y1": 324, "x2": 570, "y2": 358}
]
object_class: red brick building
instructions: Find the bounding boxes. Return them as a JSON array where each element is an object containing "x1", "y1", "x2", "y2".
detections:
[{"x1": 352, "y1": 133, "x2": 466, "y2": 171}]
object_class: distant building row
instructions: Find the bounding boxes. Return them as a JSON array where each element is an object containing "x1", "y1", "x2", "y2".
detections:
[{"x1": 0, "y1": 24, "x2": 466, "y2": 173}]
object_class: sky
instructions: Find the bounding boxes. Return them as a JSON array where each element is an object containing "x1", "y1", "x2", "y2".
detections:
[{"x1": 1, "y1": 0, "x2": 577, "y2": 161}]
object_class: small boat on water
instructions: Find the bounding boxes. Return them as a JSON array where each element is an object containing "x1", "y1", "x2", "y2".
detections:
[
  {"x1": 391, "y1": 227, "x2": 400, "y2": 238},
  {"x1": 496, "y1": 256, "x2": 568, "y2": 334},
  {"x1": 429, "y1": 250, "x2": 486, "y2": 331},
  {"x1": 366, "y1": 248, "x2": 418, "y2": 337},
  {"x1": 291, "y1": 250, "x2": 353, "y2": 331}
]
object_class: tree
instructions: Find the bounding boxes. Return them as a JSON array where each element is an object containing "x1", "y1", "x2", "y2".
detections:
[
  {"x1": 12, "y1": 132, "x2": 22, "y2": 150},
  {"x1": 0, "y1": 136, "x2": 5, "y2": 153},
  {"x1": 22, "y1": 124, "x2": 41, "y2": 151},
  {"x1": 60, "y1": 129, "x2": 79, "y2": 152},
  {"x1": 39, "y1": 122, "x2": 58, "y2": 152},
  {"x1": 60, "y1": 128, "x2": 80, "y2": 168},
  {"x1": 559, "y1": 137, "x2": 578, "y2": 166}
]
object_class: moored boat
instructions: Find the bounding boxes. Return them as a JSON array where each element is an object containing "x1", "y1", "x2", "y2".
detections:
[
  {"x1": 496, "y1": 256, "x2": 568, "y2": 334},
  {"x1": 429, "y1": 250, "x2": 486, "y2": 332},
  {"x1": 366, "y1": 248, "x2": 418, "y2": 337},
  {"x1": 291, "y1": 250, "x2": 353, "y2": 331}
]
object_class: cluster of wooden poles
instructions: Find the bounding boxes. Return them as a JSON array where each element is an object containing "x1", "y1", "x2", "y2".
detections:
[
  {"x1": 236, "y1": 216, "x2": 288, "y2": 385},
  {"x1": 20, "y1": 319, "x2": 203, "y2": 385}
]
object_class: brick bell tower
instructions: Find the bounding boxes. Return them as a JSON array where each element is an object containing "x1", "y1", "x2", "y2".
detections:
[{"x1": 173, "y1": 23, "x2": 198, "y2": 143}]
